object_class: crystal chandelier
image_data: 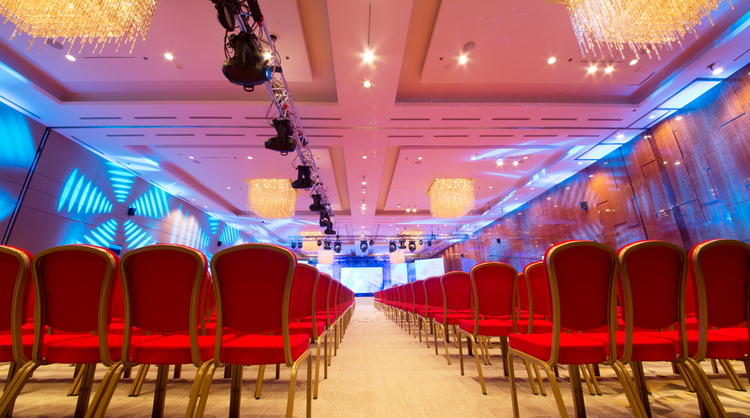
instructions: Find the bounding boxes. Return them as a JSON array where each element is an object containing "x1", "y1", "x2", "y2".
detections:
[
  {"x1": 427, "y1": 179, "x2": 475, "y2": 219},
  {"x1": 246, "y1": 179, "x2": 297, "y2": 220},
  {"x1": 0, "y1": 0, "x2": 158, "y2": 53},
  {"x1": 556, "y1": 0, "x2": 727, "y2": 59},
  {"x1": 300, "y1": 231, "x2": 323, "y2": 253},
  {"x1": 318, "y1": 249, "x2": 334, "y2": 265}
]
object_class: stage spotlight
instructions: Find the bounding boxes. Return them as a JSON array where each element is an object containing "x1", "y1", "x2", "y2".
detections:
[
  {"x1": 368, "y1": 239, "x2": 374, "y2": 246},
  {"x1": 360, "y1": 240, "x2": 368, "y2": 252},
  {"x1": 319, "y1": 213, "x2": 331, "y2": 227},
  {"x1": 418, "y1": 239, "x2": 423, "y2": 245},
  {"x1": 388, "y1": 242, "x2": 397, "y2": 253},
  {"x1": 316, "y1": 239, "x2": 322, "y2": 247},
  {"x1": 291, "y1": 165, "x2": 313, "y2": 189},
  {"x1": 333, "y1": 241, "x2": 342, "y2": 253},
  {"x1": 290, "y1": 241, "x2": 297, "y2": 249},
  {"x1": 309, "y1": 194, "x2": 326, "y2": 212},
  {"x1": 427, "y1": 240, "x2": 432, "y2": 247},
  {"x1": 323, "y1": 240, "x2": 331, "y2": 250},
  {"x1": 408, "y1": 241, "x2": 417, "y2": 252},
  {"x1": 222, "y1": 32, "x2": 271, "y2": 90},
  {"x1": 265, "y1": 119, "x2": 295, "y2": 154},
  {"x1": 297, "y1": 241, "x2": 303, "y2": 249},
  {"x1": 211, "y1": 0, "x2": 237, "y2": 31},
  {"x1": 324, "y1": 224, "x2": 337, "y2": 235},
  {"x1": 399, "y1": 240, "x2": 406, "y2": 250}
]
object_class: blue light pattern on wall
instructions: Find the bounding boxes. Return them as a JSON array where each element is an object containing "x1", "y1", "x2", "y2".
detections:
[
  {"x1": 220, "y1": 224, "x2": 245, "y2": 246},
  {"x1": 58, "y1": 169, "x2": 113, "y2": 214},
  {"x1": 208, "y1": 216, "x2": 219, "y2": 235},
  {"x1": 79, "y1": 219, "x2": 118, "y2": 247},
  {"x1": 130, "y1": 186, "x2": 170, "y2": 219},
  {"x1": 0, "y1": 102, "x2": 35, "y2": 167},
  {"x1": 168, "y1": 206, "x2": 210, "y2": 248},
  {"x1": 0, "y1": 189, "x2": 14, "y2": 222},
  {"x1": 123, "y1": 219, "x2": 157, "y2": 250},
  {"x1": 105, "y1": 162, "x2": 137, "y2": 203}
]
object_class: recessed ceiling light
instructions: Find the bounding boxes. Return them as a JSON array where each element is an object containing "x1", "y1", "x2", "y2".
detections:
[
  {"x1": 204, "y1": 205, "x2": 208, "y2": 208},
  {"x1": 712, "y1": 67, "x2": 724, "y2": 75},
  {"x1": 418, "y1": 157, "x2": 423, "y2": 160},
  {"x1": 587, "y1": 65, "x2": 597, "y2": 74},
  {"x1": 675, "y1": 161, "x2": 681, "y2": 165},
  {"x1": 523, "y1": 156, "x2": 528, "y2": 159},
  {"x1": 589, "y1": 175, "x2": 594, "y2": 178},
  {"x1": 604, "y1": 66, "x2": 614, "y2": 74},
  {"x1": 616, "y1": 133, "x2": 624, "y2": 139},
  {"x1": 226, "y1": 186, "x2": 231, "y2": 189},
  {"x1": 65, "y1": 55, "x2": 76, "y2": 61},
  {"x1": 489, "y1": 186, "x2": 493, "y2": 189},
  {"x1": 578, "y1": 162, "x2": 583, "y2": 165},
  {"x1": 459, "y1": 55, "x2": 468, "y2": 64},
  {"x1": 629, "y1": 59, "x2": 638, "y2": 65},
  {"x1": 675, "y1": 116, "x2": 683, "y2": 120},
  {"x1": 648, "y1": 114, "x2": 656, "y2": 119},
  {"x1": 363, "y1": 50, "x2": 374, "y2": 63},
  {"x1": 247, "y1": 156, "x2": 253, "y2": 159},
  {"x1": 547, "y1": 57, "x2": 556, "y2": 64},
  {"x1": 188, "y1": 156, "x2": 194, "y2": 159},
  {"x1": 363, "y1": 80, "x2": 371, "y2": 88},
  {"x1": 164, "y1": 53, "x2": 174, "y2": 60},
  {"x1": 530, "y1": 188, "x2": 535, "y2": 190},
  {"x1": 191, "y1": 199, "x2": 195, "y2": 201},
  {"x1": 362, "y1": 155, "x2": 367, "y2": 159}
]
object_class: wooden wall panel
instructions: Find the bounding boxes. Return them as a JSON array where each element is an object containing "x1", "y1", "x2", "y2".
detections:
[{"x1": 438, "y1": 64, "x2": 750, "y2": 266}]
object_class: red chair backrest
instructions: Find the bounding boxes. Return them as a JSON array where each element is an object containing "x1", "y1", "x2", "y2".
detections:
[
  {"x1": 470, "y1": 262, "x2": 517, "y2": 318},
  {"x1": 544, "y1": 241, "x2": 616, "y2": 332},
  {"x1": 0, "y1": 246, "x2": 32, "y2": 333},
  {"x1": 120, "y1": 244, "x2": 208, "y2": 334},
  {"x1": 524, "y1": 261, "x2": 550, "y2": 317},
  {"x1": 424, "y1": 276, "x2": 443, "y2": 309},
  {"x1": 404, "y1": 282, "x2": 415, "y2": 308},
  {"x1": 315, "y1": 273, "x2": 331, "y2": 315},
  {"x1": 211, "y1": 244, "x2": 296, "y2": 334},
  {"x1": 515, "y1": 273, "x2": 529, "y2": 313},
  {"x1": 412, "y1": 280, "x2": 426, "y2": 306},
  {"x1": 289, "y1": 263, "x2": 318, "y2": 321},
  {"x1": 440, "y1": 271, "x2": 472, "y2": 313}
]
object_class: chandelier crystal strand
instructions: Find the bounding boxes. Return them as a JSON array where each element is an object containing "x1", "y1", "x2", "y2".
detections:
[
  {"x1": 564, "y1": 0, "x2": 728, "y2": 59},
  {"x1": 246, "y1": 179, "x2": 297, "y2": 220},
  {"x1": 0, "y1": 0, "x2": 158, "y2": 53},
  {"x1": 427, "y1": 178, "x2": 475, "y2": 219}
]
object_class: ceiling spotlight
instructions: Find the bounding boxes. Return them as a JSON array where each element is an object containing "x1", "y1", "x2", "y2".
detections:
[
  {"x1": 512, "y1": 158, "x2": 519, "y2": 166},
  {"x1": 265, "y1": 119, "x2": 295, "y2": 154},
  {"x1": 360, "y1": 240, "x2": 368, "y2": 252},
  {"x1": 629, "y1": 59, "x2": 639, "y2": 66},
  {"x1": 587, "y1": 65, "x2": 597, "y2": 74},
  {"x1": 333, "y1": 241, "x2": 342, "y2": 253},
  {"x1": 222, "y1": 32, "x2": 271, "y2": 90},
  {"x1": 324, "y1": 224, "x2": 337, "y2": 235},
  {"x1": 676, "y1": 116, "x2": 683, "y2": 120},
  {"x1": 363, "y1": 50, "x2": 374, "y2": 63},
  {"x1": 316, "y1": 239, "x2": 322, "y2": 247},
  {"x1": 408, "y1": 241, "x2": 417, "y2": 252},
  {"x1": 319, "y1": 213, "x2": 331, "y2": 227},
  {"x1": 212, "y1": 0, "x2": 238, "y2": 31},
  {"x1": 547, "y1": 57, "x2": 556, "y2": 64},
  {"x1": 309, "y1": 194, "x2": 326, "y2": 212},
  {"x1": 604, "y1": 66, "x2": 614, "y2": 74},
  {"x1": 459, "y1": 55, "x2": 468, "y2": 64},
  {"x1": 164, "y1": 53, "x2": 174, "y2": 60},
  {"x1": 369, "y1": 239, "x2": 374, "y2": 246},
  {"x1": 65, "y1": 54, "x2": 76, "y2": 61},
  {"x1": 361, "y1": 177, "x2": 367, "y2": 185},
  {"x1": 323, "y1": 240, "x2": 331, "y2": 250},
  {"x1": 616, "y1": 133, "x2": 625, "y2": 139},
  {"x1": 418, "y1": 239, "x2": 423, "y2": 245},
  {"x1": 427, "y1": 240, "x2": 432, "y2": 247},
  {"x1": 291, "y1": 165, "x2": 313, "y2": 189},
  {"x1": 291, "y1": 241, "x2": 297, "y2": 249},
  {"x1": 496, "y1": 158, "x2": 503, "y2": 166},
  {"x1": 399, "y1": 240, "x2": 407, "y2": 250},
  {"x1": 388, "y1": 242, "x2": 397, "y2": 253},
  {"x1": 363, "y1": 80, "x2": 371, "y2": 88}
]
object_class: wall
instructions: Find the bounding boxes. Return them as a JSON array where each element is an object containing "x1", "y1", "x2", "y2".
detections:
[
  {"x1": 0, "y1": 102, "x2": 252, "y2": 258},
  {"x1": 439, "y1": 64, "x2": 750, "y2": 272}
]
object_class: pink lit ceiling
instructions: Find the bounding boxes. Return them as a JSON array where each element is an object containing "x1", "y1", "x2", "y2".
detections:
[{"x1": 1, "y1": 0, "x2": 749, "y2": 257}]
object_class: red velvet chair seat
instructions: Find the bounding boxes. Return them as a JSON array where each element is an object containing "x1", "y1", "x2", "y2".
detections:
[
  {"x1": 220, "y1": 334, "x2": 309, "y2": 365},
  {"x1": 515, "y1": 319, "x2": 553, "y2": 334},
  {"x1": 288, "y1": 321, "x2": 326, "y2": 339},
  {"x1": 709, "y1": 328, "x2": 750, "y2": 352},
  {"x1": 414, "y1": 308, "x2": 442, "y2": 318},
  {"x1": 131, "y1": 335, "x2": 233, "y2": 365},
  {"x1": 45, "y1": 335, "x2": 160, "y2": 364},
  {"x1": 640, "y1": 330, "x2": 747, "y2": 359},
  {"x1": 509, "y1": 333, "x2": 607, "y2": 365},
  {"x1": 434, "y1": 313, "x2": 471, "y2": 325},
  {"x1": 576, "y1": 331, "x2": 676, "y2": 361},
  {"x1": 108, "y1": 322, "x2": 148, "y2": 335},
  {"x1": 458, "y1": 319, "x2": 513, "y2": 336},
  {"x1": 0, "y1": 334, "x2": 91, "y2": 360}
]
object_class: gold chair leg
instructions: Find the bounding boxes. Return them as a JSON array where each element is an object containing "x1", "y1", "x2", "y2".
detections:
[
  {"x1": 85, "y1": 362, "x2": 126, "y2": 418},
  {"x1": 510, "y1": 351, "x2": 569, "y2": 418},
  {"x1": 534, "y1": 364, "x2": 547, "y2": 396},
  {"x1": 314, "y1": 333, "x2": 325, "y2": 399},
  {"x1": 0, "y1": 362, "x2": 40, "y2": 417},
  {"x1": 710, "y1": 358, "x2": 719, "y2": 373},
  {"x1": 719, "y1": 359, "x2": 746, "y2": 391},
  {"x1": 173, "y1": 364, "x2": 182, "y2": 379},
  {"x1": 2, "y1": 362, "x2": 20, "y2": 417},
  {"x1": 568, "y1": 364, "x2": 587, "y2": 418},
  {"x1": 129, "y1": 364, "x2": 150, "y2": 397},
  {"x1": 630, "y1": 361, "x2": 652, "y2": 418},
  {"x1": 439, "y1": 323, "x2": 451, "y2": 365},
  {"x1": 190, "y1": 362, "x2": 216, "y2": 418},
  {"x1": 610, "y1": 361, "x2": 648, "y2": 418},
  {"x1": 587, "y1": 364, "x2": 602, "y2": 396},
  {"x1": 69, "y1": 364, "x2": 85, "y2": 396},
  {"x1": 675, "y1": 362, "x2": 695, "y2": 392},
  {"x1": 579, "y1": 365, "x2": 595, "y2": 396},
  {"x1": 185, "y1": 362, "x2": 210, "y2": 418},
  {"x1": 463, "y1": 331, "x2": 487, "y2": 395},
  {"x1": 522, "y1": 360, "x2": 538, "y2": 395},
  {"x1": 73, "y1": 363, "x2": 97, "y2": 418},
  {"x1": 286, "y1": 350, "x2": 311, "y2": 418},
  {"x1": 276, "y1": 363, "x2": 281, "y2": 380},
  {"x1": 500, "y1": 337, "x2": 509, "y2": 376},
  {"x1": 229, "y1": 365, "x2": 244, "y2": 418},
  {"x1": 152, "y1": 365, "x2": 170, "y2": 418},
  {"x1": 254, "y1": 364, "x2": 265, "y2": 399},
  {"x1": 683, "y1": 359, "x2": 728, "y2": 418}
]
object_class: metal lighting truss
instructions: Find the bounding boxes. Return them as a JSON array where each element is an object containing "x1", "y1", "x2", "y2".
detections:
[
  {"x1": 230, "y1": 0, "x2": 337, "y2": 230},
  {"x1": 286, "y1": 233, "x2": 473, "y2": 244}
]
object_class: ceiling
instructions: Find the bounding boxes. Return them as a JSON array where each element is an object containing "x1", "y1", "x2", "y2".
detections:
[{"x1": 2, "y1": 0, "x2": 750, "y2": 257}]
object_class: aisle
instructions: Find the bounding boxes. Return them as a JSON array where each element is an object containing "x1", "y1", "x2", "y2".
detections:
[{"x1": 2, "y1": 298, "x2": 750, "y2": 417}]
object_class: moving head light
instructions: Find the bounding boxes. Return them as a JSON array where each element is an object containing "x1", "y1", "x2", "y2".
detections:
[
  {"x1": 222, "y1": 32, "x2": 271, "y2": 90},
  {"x1": 264, "y1": 119, "x2": 295, "y2": 154}
]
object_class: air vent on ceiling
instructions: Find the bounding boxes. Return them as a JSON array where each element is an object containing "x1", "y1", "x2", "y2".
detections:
[
  {"x1": 567, "y1": 134, "x2": 600, "y2": 137},
  {"x1": 387, "y1": 135, "x2": 423, "y2": 138},
  {"x1": 541, "y1": 118, "x2": 577, "y2": 121},
  {"x1": 189, "y1": 116, "x2": 233, "y2": 120},
  {"x1": 155, "y1": 133, "x2": 194, "y2": 137},
  {"x1": 306, "y1": 134, "x2": 343, "y2": 138},
  {"x1": 434, "y1": 134, "x2": 469, "y2": 138},
  {"x1": 587, "y1": 118, "x2": 622, "y2": 122},
  {"x1": 83, "y1": 56, "x2": 135, "y2": 59},
  {"x1": 80, "y1": 116, "x2": 122, "y2": 120},
  {"x1": 630, "y1": 72, "x2": 655, "y2": 86},
  {"x1": 205, "y1": 133, "x2": 245, "y2": 137},
  {"x1": 493, "y1": 117, "x2": 530, "y2": 121},
  {"x1": 524, "y1": 134, "x2": 557, "y2": 137},
  {"x1": 479, "y1": 134, "x2": 513, "y2": 137},
  {"x1": 441, "y1": 117, "x2": 480, "y2": 121},
  {"x1": 134, "y1": 116, "x2": 177, "y2": 120},
  {"x1": 106, "y1": 134, "x2": 145, "y2": 137},
  {"x1": 391, "y1": 118, "x2": 430, "y2": 121},
  {"x1": 300, "y1": 117, "x2": 341, "y2": 121},
  {"x1": 245, "y1": 117, "x2": 266, "y2": 120}
]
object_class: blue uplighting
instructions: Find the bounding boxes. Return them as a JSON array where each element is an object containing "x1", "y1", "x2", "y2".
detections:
[
  {"x1": 168, "y1": 206, "x2": 210, "y2": 248},
  {"x1": 58, "y1": 169, "x2": 113, "y2": 214},
  {"x1": 0, "y1": 188, "x2": 14, "y2": 221},
  {"x1": 130, "y1": 186, "x2": 170, "y2": 219},
  {"x1": 123, "y1": 219, "x2": 157, "y2": 250},
  {"x1": 80, "y1": 219, "x2": 119, "y2": 248},
  {"x1": 220, "y1": 224, "x2": 243, "y2": 246},
  {"x1": 106, "y1": 162, "x2": 137, "y2": 203},
  {"x1": 208, "y1": 216, "x2": 220, "y2": 235},
  {"x1": 0, "y1": 102, "x2": 36, "y2": 168}
]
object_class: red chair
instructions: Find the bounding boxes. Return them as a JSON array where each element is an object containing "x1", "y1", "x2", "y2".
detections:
[
  {"x1": 411, "y1": 280, "x2": 429, "y2": 343},
  {"x1": 507, "y1": 241, "x2": 647, "y2": 418},
  {"x1": 418, "y1": 276, "x2": 444, "y2": 350},
  {"x1": 0, "y1": 245, "x2": 160, "y2": 418},
  {"x1": 457, "y1": 262, "x2": 517, "y2": 394},
  {"x1": 434, "y1": 271, "x2": 473, "y2": 365},
  {"x1": 190, "y1": 244, "x2": 311, "y2": 418}
]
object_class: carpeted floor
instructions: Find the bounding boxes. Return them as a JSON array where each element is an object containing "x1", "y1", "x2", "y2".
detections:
[{"x1": 2, "y1": 297, "x2": 749, "y2": 417}]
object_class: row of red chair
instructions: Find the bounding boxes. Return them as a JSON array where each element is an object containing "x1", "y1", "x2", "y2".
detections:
[
  {"x1": 376, "y1": 239, "x2": 750, "y2": 418},
  {"x1": 0, "y1": 243, "x2": 355, "y2": 418}
]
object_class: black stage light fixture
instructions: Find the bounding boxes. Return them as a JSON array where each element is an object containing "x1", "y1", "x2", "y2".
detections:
[
  {"x1": 264, "y1": 119, "x2": 295, "y2": 154},
  {"x1": 418, "y1": 239, "x2": 423, "y2": 245},
  {"x1": 291, "y1": 241, "x2": 297, "y2": 249},
  {"x1": 291, "y1": 165, "x2": 313, "y2": 189},
  {"x1": 309, "y1": 194, "x2": 325, "y2": 212},
  {"x1": 316, "y1": 239, "x2": 322, "y2": 247},
  {"x1": 388, "y1": 242, "x2": 397, "y2": 253},
  {"x1": 222, "y1": 32, "x2": 271, "y2": 90},
  {"x1": 368, "y1": 239, "x2": 374, "y2": 246},
  {"x1": 324, "y1": 224, "x2": 337, "y2": 235},
  {"x1": 426, "y1": 240, "x2": 432, "y2": 247},
  {"x1": 399, "y1": 240, "x2": 406, "y2": 250},
  {"x1": 127, "y1": 207, "x2": 136, "y2": 216},
  {"x1": 212, "y1": 0, "x2": 237, "y2": 31},
  {"x1": 323, "y1": 240, "x2": 331, "y2": 250},
  {"x1": 319, "y1": 213, "x2": 331, "y2": 227},
  {"x1": 408, "y1": 241, "x2": 417, "y2": 252},
  {"x1": 333, "y1": 241, "x2": 342, "y2": 253},
  {"x1": 360, "y1": 240, "x2": 368, "y2": 253},
  {"x1": 580, "y1": 201, "x2": 588, "y2": 210},
  {"x1": 217, "y1": 240, "x2": 223, "y2": 247}
]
